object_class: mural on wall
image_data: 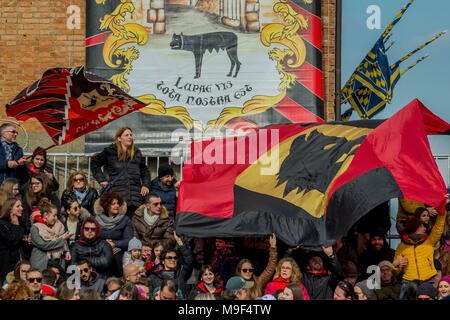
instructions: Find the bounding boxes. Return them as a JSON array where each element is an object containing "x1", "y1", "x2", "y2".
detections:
[{"x1": 85, "y1": 0, "x2": 324, "y2": 156}]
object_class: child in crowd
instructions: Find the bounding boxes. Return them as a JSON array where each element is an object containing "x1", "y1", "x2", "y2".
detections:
[
  {"x1": 144, "y1": 242, "x2": 165, "y2": 275},
  {"x1": 122, "y1": 237, "x2": 145, "y2": 268},
  {"x1": 30, "y1": 198, "x2": 72, "y2": 270}
]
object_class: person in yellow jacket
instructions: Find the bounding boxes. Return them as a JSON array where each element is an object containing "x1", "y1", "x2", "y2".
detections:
[
  {"x1": 396, "y1": 198, "x2": 425, "y2": 235},
  {"x1": 392, "y1": 200, "x2": 448, "y2": 299}
]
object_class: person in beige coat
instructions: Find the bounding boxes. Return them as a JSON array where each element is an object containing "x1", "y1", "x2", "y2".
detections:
[{"x1": 131, "y1": 193, "x2": 175, "y2": 251}]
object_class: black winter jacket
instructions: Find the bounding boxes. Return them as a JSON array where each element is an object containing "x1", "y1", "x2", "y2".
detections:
[
  {"x1": 61, "y1": 188, "x2": 98, "y2": 216},
  {"x1": 149, "y1": 243, "x2": 194, "y2": 297},
  {"x1": 302, "y1": 254, "x2": 344, "y2": 300},
  {"x1": 0, "y1": 220, "x2": 25, "y2": 284},
  {"x1": 91, "y1": 144, "x2": 151, "y2": 208}
]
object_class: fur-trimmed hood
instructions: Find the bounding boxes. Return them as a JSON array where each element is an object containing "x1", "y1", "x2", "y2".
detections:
[
  {"x1": 134, "y1": 203, "x2": 170, "y2": 219},
  {"x1": 93, "y1": 198, "x2": 127, "y2": 216}
]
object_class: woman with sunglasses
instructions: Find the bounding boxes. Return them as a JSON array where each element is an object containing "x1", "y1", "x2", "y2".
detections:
[
  {"x1": 61, "y1": 199, "x2": 90, "y2": 248},
  {"x1": 61, "y1": 170, "x2": 98, "y2": 216},
  {"x1": 235, "y1": 233, "x2": 277, "y2": 299},
  {"x1": 149, "y1": 232, "x2": 194, "y2": 299},
  {"x1": 0, "y1": 197, "x2": 25, "y2": 285}
]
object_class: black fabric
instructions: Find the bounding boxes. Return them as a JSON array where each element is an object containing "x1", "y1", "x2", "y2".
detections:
[
  {"x1": 91, "y1": 144, "x2": 151, "y2": 208},
  {"x1": 61, "y1": 188, "x2": 99, "y2": 216}
]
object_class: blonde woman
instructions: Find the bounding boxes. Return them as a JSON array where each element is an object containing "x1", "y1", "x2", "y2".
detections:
[
  {"x1": 61, "y1": 170, "x2": 98, "y2": 216},
  {"x1": 263, "y1": 257, "x2": 310, "y2": 300},
  {"x1": 91, "y1": 127, "x2": 151, "y2": 217}
]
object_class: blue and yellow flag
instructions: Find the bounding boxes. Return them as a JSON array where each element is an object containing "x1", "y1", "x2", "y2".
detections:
[{"x1": 340, "y1": 0, "x2": 445, "y2": 120}]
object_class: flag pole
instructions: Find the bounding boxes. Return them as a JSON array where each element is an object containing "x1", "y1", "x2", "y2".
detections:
[{"x1": 23, "y1": 144, "x2": 57, "y2": 160}]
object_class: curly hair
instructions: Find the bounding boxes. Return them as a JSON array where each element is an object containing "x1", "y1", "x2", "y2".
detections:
[
  {"x1": 99, "y1": 191, "x2": 124, "y2": 213},
  {"x1": 1, "y1": 280, "x2": 33, "y2": 300},
  {"x1": 272, "y1": 257, "x2": 303, "y2": 283}
]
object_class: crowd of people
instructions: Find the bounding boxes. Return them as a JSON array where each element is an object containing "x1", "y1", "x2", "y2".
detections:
[{"x1": 0, "y1": 123, "x2": 449, "y2": 301}]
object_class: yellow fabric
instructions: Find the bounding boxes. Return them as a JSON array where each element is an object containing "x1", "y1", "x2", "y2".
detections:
[
  {"x1": 396, "y1": 198, "x2": 425, "y2": 222},
  {"x1": 391, "y1": 214, "x2": 445, "y2": 281}
]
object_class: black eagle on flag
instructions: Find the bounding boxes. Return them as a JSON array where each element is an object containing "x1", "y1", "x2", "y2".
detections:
[{"x1": 176, "y1": 99, "x2": 450, "y2": 248}]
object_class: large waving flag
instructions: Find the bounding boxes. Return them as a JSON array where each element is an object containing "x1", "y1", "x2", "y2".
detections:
[
  {"x1": 5, "y1": 66, "x2": 149, "y2": 146},
  {"x1": 340, "y1": 0, "x2": 446, "y2": 120},
  {"x1": 176, "y1": 99, "x2": 450, "y2": 248}
]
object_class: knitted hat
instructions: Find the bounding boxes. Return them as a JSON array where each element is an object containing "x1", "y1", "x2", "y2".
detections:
[
  {"x1": 404, "y1": 217, "x2": 423, "y2": 235},
  {"x1": 438, "y1": 275, "x2": 450, "y2": 286},
  {"x1": 417, "y1": 282, "x2": 435, "y2": 298},
  {"x1": 128, "y1": 237, "x2": 142, "y2": 251},
  {"x1": 378, "y1": 260, "x2": 392, "y2": 269},
  {"x1": 158, "y1": 163, "x2": 174, "y2": 179}
]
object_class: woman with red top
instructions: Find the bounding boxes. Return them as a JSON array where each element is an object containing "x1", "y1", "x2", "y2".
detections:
[
  {"x1": 22, "y1": 147, "x2": 59, "y2": 192},
  {"x1": 263, "y1": 257, "x2": 310, "y2": 300},
  {"x1": 188, "y1": 264, "x2": 223, "y2": 300}
]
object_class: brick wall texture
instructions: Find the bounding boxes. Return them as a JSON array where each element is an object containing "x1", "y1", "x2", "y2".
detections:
[{"x1": 0, "y1": 0, "x2": 336, "y2": 141}]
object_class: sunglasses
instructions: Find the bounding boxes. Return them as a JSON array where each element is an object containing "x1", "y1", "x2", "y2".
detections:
[
  {"x1": 165, "y1": 256, "x2": 178, "y2": 260},
  {"x1": 74, "y1": 178, "x2": 85, "y2": 182},
  {"x1": 5, "y1": 130, "x2": 18, "y2": 135},
  {"x1": 242, "y1": 268, "x2": 254, "y2": 273},
  {"x1": 84, "y1": 227, "x2": 96, "y2": 232},
  {"x1": 151, "y1": 202, "x2": 162, "y2": 206},
  {"x1": 28, "y1": 277, "x2": 42, "y2": 283},
  {"x1": 79, "y1": 268, "x2": 90, "y2": 274}
]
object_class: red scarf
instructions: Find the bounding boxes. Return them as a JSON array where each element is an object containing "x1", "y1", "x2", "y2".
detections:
[
  {"x1": 28, "y1": 162, "x2": 48, "y2": 174},
  {"x1": 307, "y1": 269, "x2": 328, "y2": 275},
  {"x1": 32, "y1": 213, "x2": 54, "y2": 229},
  {"x1": 197, "y1": 281, "x2": 223, "y2": 294}
]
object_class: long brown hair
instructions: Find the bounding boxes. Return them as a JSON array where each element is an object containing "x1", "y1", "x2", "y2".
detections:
[
  {"x1": 24, "y1": 172, "x2": 53, "y2": 209},
  {"x1": 115, "y1": 127, "x2": 135, "y2": 162},
  {"x1": 0, "y1": 178, "x2": 19, "y2": 205},
  {"x1": 0, "y1": 197, "x2": 21, "y2": 221}
]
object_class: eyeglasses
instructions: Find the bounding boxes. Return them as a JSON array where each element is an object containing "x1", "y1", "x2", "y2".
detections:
[
  {"x1": 84, "y1": 227, "x2": 96, "y2": 232},
  {"x1": 79, "y1": 268, "x2": 90, "y2": 274},
  {"x1": 28, "y1": 277, "x2": 42, "y2": 283},
  {"x1": 151, "y1": 202, "x2": 162, "y2": 206},
  {"x1": 74, "y1": 178, "x2": 85, "y2": 182},
  {"x1": 242, "y1": 268, "x2": 254, "y2": 273},
  {"x1": 5, "y1": 130, "x2": 18, "y2": 135},
  {"x1": 165, "y1": 256, "x2": 178, "y2": 260}
]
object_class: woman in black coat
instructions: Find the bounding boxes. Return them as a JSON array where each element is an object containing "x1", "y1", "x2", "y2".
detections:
[
  {"x1": 60, "y1": 170, "x2": 98, "y2": 216},
  {"x1": 91, "y1": 127, "x2": 151, "y2": 218},
  {"x1": 0, "y1": 197, "x2": 26, "y2": 285}
]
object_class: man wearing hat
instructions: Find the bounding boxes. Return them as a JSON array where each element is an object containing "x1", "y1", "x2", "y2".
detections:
[
  {"x1": 222, "y1": 276, "x2": 253, "y2": 300},
  {"x1": 416, "y1": 282, "x2": 436, "y2": 300},
  {"x1": 150, "y1": 163, "x2": 179, "y2": 222},
  {"x1": 370, "y1": 260, "x2": 402, "y2": 300},
  {"x1": 392, "y1": 204, "x2": 447, "y2": 299}
]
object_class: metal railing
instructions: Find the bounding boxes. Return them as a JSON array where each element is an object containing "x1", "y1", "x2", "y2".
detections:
[{"x1": 24, "y1": 152, "x2": 184, "y2": 195}]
